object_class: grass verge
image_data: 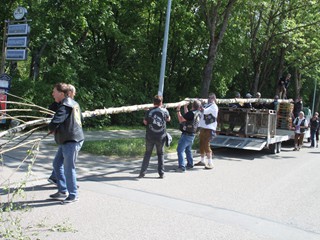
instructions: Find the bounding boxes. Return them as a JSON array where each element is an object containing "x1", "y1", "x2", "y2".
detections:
[{"x1": 81, "y1": 135, "x2": 200, "y2": 157}]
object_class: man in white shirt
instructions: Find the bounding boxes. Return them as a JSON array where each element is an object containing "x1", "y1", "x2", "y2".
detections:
[{"x1": 195, "y1": 93, "x2": 219, "y2": 169}]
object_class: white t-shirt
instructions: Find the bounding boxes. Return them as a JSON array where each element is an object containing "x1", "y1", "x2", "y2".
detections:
[{"x1": 199, "y1": 102, "x2": 219, "y2": 130}]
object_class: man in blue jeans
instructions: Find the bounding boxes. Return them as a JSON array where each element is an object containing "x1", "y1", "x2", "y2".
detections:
[
  {"x1": 47, "y1": 84, "x2": 76, "y2": 186},
  {"x1": 48, "y1": 83, "x2": 84, "y2": 204},
  {"x1": 175, "y1": 100, "x2": 201, "y2": 172}
]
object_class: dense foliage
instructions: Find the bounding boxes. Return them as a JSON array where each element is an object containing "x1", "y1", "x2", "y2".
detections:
[{"x1": 1, "y1": 0, "x2": 320, "y2": 126}]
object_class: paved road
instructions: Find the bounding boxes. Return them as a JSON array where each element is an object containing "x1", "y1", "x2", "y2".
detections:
[{"x1": 1, "y1": 130, "x2": 320, "y2": 240}]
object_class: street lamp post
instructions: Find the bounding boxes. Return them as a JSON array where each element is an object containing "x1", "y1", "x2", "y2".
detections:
[
  {"x1": 312, "y1": 78, "x2": 317, "y2": 115},
  {"x1": 158, "y1": 0, "x2": 172, "y2": 97}
]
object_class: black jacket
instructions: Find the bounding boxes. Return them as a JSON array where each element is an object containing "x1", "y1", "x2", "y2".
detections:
[{"x1": 48, "y1": 97, "x2": 84, "y2": 144}]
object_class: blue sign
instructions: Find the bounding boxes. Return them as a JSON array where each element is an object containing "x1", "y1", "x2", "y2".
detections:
[
  {"x1": 7, "y1": 36, "x2": 28, "y2": 47},
  {"x1": 0, "y1": 73, "x2": 11, "y2": 90},
  {"x1": 7, "y1": 24, "x2": 30, "y2": 35},
  {"x1": 6, "y1": 49, "x2": 27, "y2": 61}
]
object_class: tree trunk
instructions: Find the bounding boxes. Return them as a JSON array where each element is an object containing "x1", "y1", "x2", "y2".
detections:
[
  {"x1": 252, "y1": 63, "x2": 261, "y2": 94},
  {"x1": 294, "y1": 68, "x2": 302, "y2": 98},
  {"x1": 201, "y1": 40, "x2": 217, "y2": 98},
  {"x1": 199, "y1": 0, "x2": 237, "y2": 98},
  {"x1": 29, "y1": 43, "x2": 47, "y2": 80}
]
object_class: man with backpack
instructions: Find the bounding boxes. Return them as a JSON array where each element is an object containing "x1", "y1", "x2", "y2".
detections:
[
  {"x1": 138, "y1": 95, "x2": 171, "y2": 179},
  {"x1": 175, "y1": 99, "x2": 201, "y2": 172}
]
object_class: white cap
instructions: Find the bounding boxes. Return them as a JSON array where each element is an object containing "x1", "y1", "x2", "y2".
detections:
[{"x1": 245, "y1": 93, "x2": 252, "y2": 98}]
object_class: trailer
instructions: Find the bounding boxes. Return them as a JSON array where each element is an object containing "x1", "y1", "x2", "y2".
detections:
[{"x1": 210, "y1": 104, "x2": 295, "y2": 154}]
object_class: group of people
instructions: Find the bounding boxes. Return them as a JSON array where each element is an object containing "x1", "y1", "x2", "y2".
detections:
[
  {"x1": 228, "y1": 90, "x2": 317, "y2": 151},
  {"x1": 226, "y1": 73, "x2": 291, "y2": 110},
  {"x1": 228, "y1": 91, "x2": 279, "y2": 111},
  {"x1": 138, "y1": 93, "x2": 218, "y2": 178},
  {"x1": 45, "y1": 79, "x2": 317, "y2": 203},
  {"x1": 46, "y1": 87, "x2": 219, "y2": 203}
]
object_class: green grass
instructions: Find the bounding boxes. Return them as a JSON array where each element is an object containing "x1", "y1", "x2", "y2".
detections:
[
  {"x1": 84, "y1": 125, "x2": 145, "y2": 131},
  {"x1": 81, "y1": 135, "x2": 200, "y2": 157}
]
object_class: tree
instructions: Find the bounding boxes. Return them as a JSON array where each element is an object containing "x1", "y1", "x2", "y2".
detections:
[
  {"x1": 199, "y1": 0, "x2": 237, "y2": 97},
  {"x1": 2, "y1": 0, "x2": 320, "y2": 122},
  {"x1": 244, "y1": 0, "x2": 320, "y2": 99}
]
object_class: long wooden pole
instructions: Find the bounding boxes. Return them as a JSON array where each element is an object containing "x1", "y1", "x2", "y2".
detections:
[
  {"x1": 0, "y1": 98, "x2": 293, "y2": 138},
  {"x1": 82, "y1": 98, "x2": 292, "y2": 118}
]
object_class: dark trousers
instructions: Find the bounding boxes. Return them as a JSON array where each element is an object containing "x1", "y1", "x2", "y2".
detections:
[
  {"x1": 140, "y1": 135, "x2": 165, "y2": 176},
  {"x1": 279, "y1": 86, "x2": 287, "y2": 99},
  {"x1": 310, "y1": 129, "x2": 316, "y2": 147}
]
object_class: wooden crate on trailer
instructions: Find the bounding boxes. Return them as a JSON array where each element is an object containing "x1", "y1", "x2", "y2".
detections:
[{"x1": 277, "y1": 102, "x2": 294, "y2": 129}]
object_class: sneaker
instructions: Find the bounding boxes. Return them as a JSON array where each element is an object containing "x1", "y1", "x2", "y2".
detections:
[
  {"x1": 186, "y1": 164, "x2": 194, "y2": 169},
  {"x1": 175, "y1": 167, "x2": 186, "y2": 173},
  {"x1": 49, "y1": 191, "x2": 67, "y2": 200},
  {"x1": 194, "y1": 161, "x2": 205, "y2": 166},
  {"x1": 61, "y1": 196, "x2": 79, "y2": 205},
  {"x1": 204, "y1": 164, "x2": 214, "y2": 170},
  {"x1": 48, "y1": 177, "x2": 57, "y2": 185},
  {"x1": 137, "y1": 173, "x2": 145, "y2": 178},
  {"x1": 293, "y1": 148, "x2": 298, "y2": 151},
  {"x1": 159, "y1": 174, "x2": 164, "y2": 179}
]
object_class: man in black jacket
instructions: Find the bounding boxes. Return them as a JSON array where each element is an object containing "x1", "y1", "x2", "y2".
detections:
[
  {"x1": 175, "y1": 100, "x2": 201, "y2": 172},
  {"x1": 138, "y1": 95, "x2": 171, "y2": 179},
  {"x1": 309, "y1": 112, "x2": 319, "y2": 148},
  {"x1": 47, "y1": 84, "x2": 77, "y2": 185},
  {"x1": 48, "y1": 83, "x2": 84, "y2": 204}
]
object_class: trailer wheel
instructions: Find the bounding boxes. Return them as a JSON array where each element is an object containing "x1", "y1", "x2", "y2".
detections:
[
  {"x1": 276, "y1": 142, "x2": 281, "y2": 153},
  {"x1": 269, "y1": 143, "x2": 277, "y2": 154}
]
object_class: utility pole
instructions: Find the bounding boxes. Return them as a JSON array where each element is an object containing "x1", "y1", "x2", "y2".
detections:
[
  {"x1": 312, "y1": 78, "x2": 317, "y2": 115},
  {"x1": 158, "y1": 0, "x2": 172, "y2": 97}
]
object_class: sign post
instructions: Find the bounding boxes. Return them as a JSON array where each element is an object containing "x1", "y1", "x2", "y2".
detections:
[
  {"x1": 0, "y1": 6, "x2": 30, "y2": 123},
  {"x1": 5, "y1": 8, "x2": 30, "y2": 62}
]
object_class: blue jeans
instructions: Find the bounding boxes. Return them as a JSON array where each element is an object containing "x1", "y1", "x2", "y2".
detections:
[
  {"x1": 140, "y1": 135, "x2": 165, "y2": 175},
  {"x1": 49, "y1": 170, "x2": 56, "y2": 180},
  {"x1": 53, "y1": 141, "x2": 83, "y2": 198},
  {"x1": 177, "y1": 133, "x2": 195, "y2": 170}
]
